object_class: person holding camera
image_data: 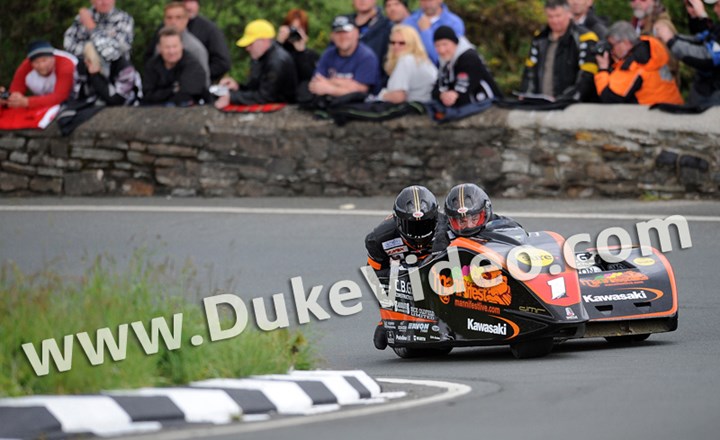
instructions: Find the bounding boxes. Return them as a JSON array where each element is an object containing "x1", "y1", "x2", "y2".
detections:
[
  {"x1": 653, "y1": 0, "x2": 720, "y2": 106},
  {"x1": 276, "y1": 9, "x2": 320, "y2": 85},
  {"x1": 594, "y1": 20, "x2": 683, "y2": 105},
  {"x1": 213, "y1": 19, "x2": 297, "y2": 109}
]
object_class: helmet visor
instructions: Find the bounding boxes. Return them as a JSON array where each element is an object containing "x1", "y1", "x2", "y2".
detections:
[
  {"x1": 397, "y1": 217, "x2": 436, "y2": 240},
  {"x1": 449, "y1": 211, "x2": 487, "y2": 235}
]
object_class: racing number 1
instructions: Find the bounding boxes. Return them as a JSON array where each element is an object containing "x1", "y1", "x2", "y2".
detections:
[{"x1": 547, "y1": 277, "x2": 566, "y2": 300}]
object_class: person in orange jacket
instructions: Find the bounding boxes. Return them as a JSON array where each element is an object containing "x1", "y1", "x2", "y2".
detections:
[{"x1": 594, "y1": 20, "x2": 683, "y2": 105}]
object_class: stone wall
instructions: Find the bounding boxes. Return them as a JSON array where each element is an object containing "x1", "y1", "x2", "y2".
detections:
[{"x1": 1, "y1": 104, "x2": 718, "y2": 198}]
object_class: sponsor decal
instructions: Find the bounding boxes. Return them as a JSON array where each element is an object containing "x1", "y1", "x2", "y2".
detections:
[
  {"x1": 408, "y1": 322, "x2": 430, "y2": 332},
  {"x1": 519, "y1": 305, "x2": 549, "y2": 315},
  {"x1": 429, "y1": 335, "x2": 441, "y2": 341},
  {"x1": 433, "y1": 267, "x2": 512, "y2": 306},
  {"x1": 394, "y1": 279, "x2": 413, "y2": 295},
  {"x1": 387, "y1": 331, "x2": 395, "y2": 343},
  {"x1": 467, "y1": 318, "x2": 507, "y2": 335},
  {"x1": 413, "y1": 211, "x2": 424, "y2": 219},
  {"x1": 386, "y1": 245, "x2": 409, "y2": 256},
  {"x1": 382, "y1": 238, "x2": 404, "y2": 250},
  {"x1": 397, "y1": 324, "x2": 407, "y2": 332},
  {"x1": 383, "y1": 320, "x2": 396, "y2": 329},
  {"x1": 455, "y1": 300, "x2": 501, "y2": 315},
  {"x1": 431, "y1": 325, "x2": 440, "y2": 332},
  {"x1": 410, "y1": 306, "x2": 436, "y2": 321},
  {"x1": 583, "y1": 288, "x2": 663, "y2": 303},
  {"x1": 565, "y1": 307, "x2": 578, "y2": 320},
  {"x1": 579, "y1": 271, "x2": 649, "y2": 288},
  {"x1": 633, "y1": 257, "x2": 656, "y2": 266},
  {"x1": 579, "y1": 266, "x2": 602, "y2": 274},
  {"x1": 395, "y1": 301, "x2": 410, "y2": 314},
  {"x1": 413, "y1": 335, "x2": 426, "y2": 342},
  {"x1": 516, "y1": 248, "x2": 555, "y2": 267},
  {"x1": 395, "y1": 334, "x2": 409, "y2": 342}
]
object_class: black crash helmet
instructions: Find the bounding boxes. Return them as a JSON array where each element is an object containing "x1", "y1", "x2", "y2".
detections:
[
  {"x1": 393, "y1": 185, "x2": 438, "y2": 249},
  {"x1": 444, "y1": 183, "x2": 492, "y2": 237}
]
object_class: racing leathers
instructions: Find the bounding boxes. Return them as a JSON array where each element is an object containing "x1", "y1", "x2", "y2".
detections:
[{"x1": 520, "y1": 22, "x2": 599, "y2": 102}]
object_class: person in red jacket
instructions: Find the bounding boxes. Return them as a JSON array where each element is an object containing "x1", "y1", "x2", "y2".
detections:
[
  {"x1": 594, "y1": 20, "x2": 683, "y2": 105},
  {"x1": 1, "y1": 41, "x2": 77, "y2": 109}
]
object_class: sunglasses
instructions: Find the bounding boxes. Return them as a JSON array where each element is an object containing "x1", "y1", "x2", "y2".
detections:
[{"x1": 389, "y1": 40, "x2": 406, "y2": 46}]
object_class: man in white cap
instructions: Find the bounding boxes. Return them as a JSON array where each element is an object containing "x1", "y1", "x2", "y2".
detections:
[{"x1": 214, "y1": 19, "x2": 298, "y2": 108}]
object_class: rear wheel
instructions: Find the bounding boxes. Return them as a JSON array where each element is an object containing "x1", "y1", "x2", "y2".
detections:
[
  {"x1": 510, "y1": 338, "x2": 554, "y2": 359},
  {"x1": 605, "y1": 334, "x2": 651, "y2": 344},
  {"x1": 392, "y1": 347, "x2": 453, "y2": 359}
]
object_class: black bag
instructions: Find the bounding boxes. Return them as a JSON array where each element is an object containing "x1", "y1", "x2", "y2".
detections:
[{"x1": 326, "y1": 101, "x2": 426, "y2": 126}]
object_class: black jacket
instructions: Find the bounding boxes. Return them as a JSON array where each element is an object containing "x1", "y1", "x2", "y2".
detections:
[
  {"x1": 187, "y1": 15, "x2": 232, "y2": 82},
  {"x1": 521, "y1": 22, "x2": 599, "y2": 102},
  {"x1": 142, "y1": 52, "x2": 209, "y2": 106},
  {"x1": 432, "y1": 38, "x2": 502, "y2": 106},
  {"x1": 667, "y1": 21, "x2": 720, "y2": 104},
  {"x1": 229, "y1": 43, "x2": 298, "y2": 104},
  {"x1": 282, "y1": 42, "x2": 320, "y2": 83}
]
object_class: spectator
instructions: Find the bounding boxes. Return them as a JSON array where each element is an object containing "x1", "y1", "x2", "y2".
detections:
[
  {"x1": 183, "y1": 0, "x2": 231, "y2": 82},
  {"x1": 309, "y1": 15, "x2": 380, "y2": 97},
  {"x1": 76, "y1": 45, "x2": 141, "y2": 106},
  {"x1": 431, "y1": 26, "x2": 502, "y2": 107},
  {"x1": 568, "y1": 0, "x2": 608, "y2": 39},
  {"x1": 379, "y1": 24, "x2": 437, "y2": 103},
  {"x1": 385, "y1": 0, "x2": 411, "y2": 24},
  {"x1": 145, "y1": 2, "x2": 210, "y2": 86},
  {"x1": 64, "y1": 0, "x2": 133, "y2": 66},
  {"x1": 214, "y1": 19, "x2": 297, "y2": 108},
  {"x1": 351, "y1": 0, "x2": 393, "y2": 72},
  {"x1": 277, "y1": 9, "x2": 320, "y2": 84},
  {"x1": 594, "y1": 21, "x2": 683, "y2": 105},
  {"x1": 142, "y1": 27, "x2": 209, "y2": 106},
  {"x1": 1, "y1": 41, "x2": 77, "y2": 109},
  {"x1": 630, "y1": 0, "x2": 672, "y2": 35},
  {"x1": 403, "y1": 0, "x2": 465, "y2": 65},
  {"x1": 520, "y1": 0, "x2": 599, "y2": 102},
  {"x1": 653, "y1": 0, "x2": 720, "y2": 106}
]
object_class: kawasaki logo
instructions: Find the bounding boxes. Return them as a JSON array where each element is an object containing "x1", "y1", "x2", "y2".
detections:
[
  {"x1": 408, "y1": 322, "x2": 430, "y2": 332},
  {"x1": 467, "y1": 318, "x2": 507, "y2": 335},
  {"x1": 583, "y1": 290, "x2": 648, "y2": 303}
]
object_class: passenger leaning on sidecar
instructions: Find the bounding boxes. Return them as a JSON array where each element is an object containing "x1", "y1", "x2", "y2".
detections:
[{"x1": 434, "y1": 183, "x2": 523, "y2": 249}]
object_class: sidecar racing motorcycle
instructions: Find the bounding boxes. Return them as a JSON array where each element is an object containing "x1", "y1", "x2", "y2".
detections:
[{"x1": 372, "y1": 225, "x2": 678, "y2": 359}]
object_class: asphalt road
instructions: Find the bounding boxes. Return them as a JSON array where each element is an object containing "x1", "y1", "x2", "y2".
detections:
[{"x1": 1, "y1": 197, "x2": 719, "y2": 440}]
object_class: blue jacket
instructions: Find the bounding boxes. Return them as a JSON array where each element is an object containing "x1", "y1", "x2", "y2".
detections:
[{"x1": 403, "y1": 5, "x2": 465, "y2": 65}]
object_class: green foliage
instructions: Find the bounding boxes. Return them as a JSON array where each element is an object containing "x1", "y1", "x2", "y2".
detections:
[
  {"x1": 0, "y1": 252, "x2": 315, "y2": 397},
  {"x1": 1, "y1": 1, "x2": 714, "y2": 93}
]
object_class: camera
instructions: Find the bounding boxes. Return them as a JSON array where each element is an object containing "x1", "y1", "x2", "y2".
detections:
[
  {"x1": 287, "y1": 26, "x2": 302, "y2": 43},
  {"x1": 0, "y1": 91, "x2": 10, "y2": 100},
  {"x1": 593, "y1": 40, "x2": 612, "y2": 56}
]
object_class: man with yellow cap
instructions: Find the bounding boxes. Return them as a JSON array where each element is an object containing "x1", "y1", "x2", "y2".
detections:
[{"x1": 214, "y1": 19, "x2": 298, "y2": 108}]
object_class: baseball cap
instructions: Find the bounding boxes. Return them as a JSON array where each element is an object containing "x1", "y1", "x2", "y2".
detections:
[
  {"x1": 703, "y1": 0, "x2": 718, "y2": 4},
  {"x1": 236, "y1": 19, "x2": 275, "y2": 47},
  {"x1": 27, "y1": 40, "x2": 54, "y2": 61},
  {"x1": 331, "y1": 15, "x2": 356, "y2": 32}
]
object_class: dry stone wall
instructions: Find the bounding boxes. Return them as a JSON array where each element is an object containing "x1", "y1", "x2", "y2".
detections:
[{"x1": 1, "y1": 105, "x2": 718, "y2": 198}]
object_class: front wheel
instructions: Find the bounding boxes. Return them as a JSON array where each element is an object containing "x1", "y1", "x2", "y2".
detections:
[
  {"x1": 605, "y1": 334, "x2": 651, "y2": 344},
  {"x1": 392, "y1": 346, "x2": 453, "y2": 359},
  {"x1": 510, "y1": 338, "x2": 554, "y2": 359}
]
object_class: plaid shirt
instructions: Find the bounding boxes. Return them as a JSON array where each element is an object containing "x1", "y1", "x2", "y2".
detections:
[{"x1": 63, "y1": 7, "x2": 134, "y2": 62}]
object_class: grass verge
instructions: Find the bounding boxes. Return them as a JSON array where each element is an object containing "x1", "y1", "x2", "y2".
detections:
[{"x1": 0, "y1": 252, "x2": 315, "y2": 397}]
